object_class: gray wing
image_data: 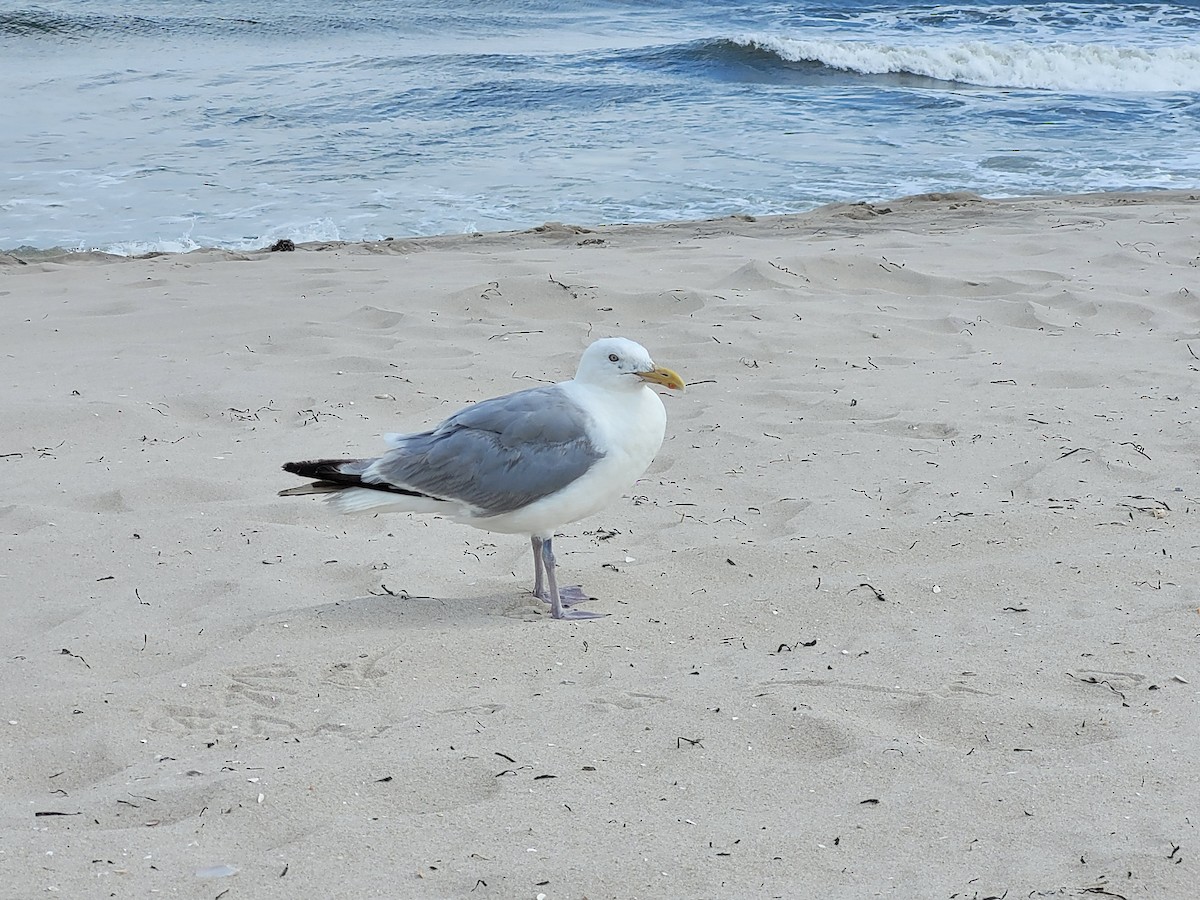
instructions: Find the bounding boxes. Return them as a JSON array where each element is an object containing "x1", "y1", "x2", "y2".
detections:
[{"x1": 363, "y1": 385, "x2": 603, "y2": 515}]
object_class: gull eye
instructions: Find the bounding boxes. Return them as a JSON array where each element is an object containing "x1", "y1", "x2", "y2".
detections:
[{"x1": 608, "y1": 353, "x2": 619, "y2": 362}]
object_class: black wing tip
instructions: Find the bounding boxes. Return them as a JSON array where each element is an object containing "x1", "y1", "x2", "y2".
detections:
[
  {"x1": 282, "y1": 459, "x2": 362, "y2": 484},
  {"x1": 282, "y1": 460, "x2": 318, "y2": 476},
  {"x1": 282, "y1": 459, "x2": 320, "y2": 479}
]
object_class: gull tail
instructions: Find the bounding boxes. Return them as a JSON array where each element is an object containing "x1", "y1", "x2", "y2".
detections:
[{"x1": 279, "y1": 459, "x2": 445, "y2": 515}]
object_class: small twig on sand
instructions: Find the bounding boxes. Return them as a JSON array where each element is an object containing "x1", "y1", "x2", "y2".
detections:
[{"x1": 854, "y1": 582, "x2": 887, "y2": 602}]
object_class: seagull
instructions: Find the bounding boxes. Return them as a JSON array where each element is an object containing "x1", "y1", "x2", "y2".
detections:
[{"x1": 279, "y1": 337, "x2": 684, "y2": 620}]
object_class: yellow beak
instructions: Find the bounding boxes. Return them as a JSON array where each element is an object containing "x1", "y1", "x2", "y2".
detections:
[{"x1": 636, "y1": 365, "x2": 685, "y2": 392}]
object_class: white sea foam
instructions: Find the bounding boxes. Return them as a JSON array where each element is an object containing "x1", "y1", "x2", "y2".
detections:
[
  {"x1": 103, "y1": 237, "x2": 204, "y2": 256},
  {"x1": 745, "y1": 36, "x2": 1200, "y2": 93},
  {"x1": 257, "y1": 217, "x2": 344, "y2": 247}
]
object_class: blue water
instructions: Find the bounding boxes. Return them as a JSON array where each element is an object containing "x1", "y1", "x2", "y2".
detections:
[{"x1": 3, "y1": 1, "x2": 1199, "y2": 254}]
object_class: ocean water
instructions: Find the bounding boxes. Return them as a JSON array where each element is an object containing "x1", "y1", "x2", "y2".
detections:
[{"x1": 3, "y1": 0, "x2": 1199, "y2": 254}]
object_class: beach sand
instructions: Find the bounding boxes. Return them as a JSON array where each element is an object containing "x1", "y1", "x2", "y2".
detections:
[{"x1": 2, "y1": 191, "x2": 1197, "y2": 899}]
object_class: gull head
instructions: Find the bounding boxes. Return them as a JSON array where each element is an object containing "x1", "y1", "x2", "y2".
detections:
[{"x1": 575, "y1": 337, "x2": 685, "y2": 393}]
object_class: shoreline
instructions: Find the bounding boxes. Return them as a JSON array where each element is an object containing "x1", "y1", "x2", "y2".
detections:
[
  {"x1": 4, "y1": 187, "x2": 1197, "y2": 264},
  {"x1": 3, "y1": 188, "x2": 1197, "y2": 897}
]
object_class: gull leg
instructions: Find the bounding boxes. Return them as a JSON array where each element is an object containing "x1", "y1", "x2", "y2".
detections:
[
  {"x1": 531, "y1": 536, "x2": 546, "y2": 599},
  {"x1": 541, "y1": 538, "x2": 605, "y2": 620}
]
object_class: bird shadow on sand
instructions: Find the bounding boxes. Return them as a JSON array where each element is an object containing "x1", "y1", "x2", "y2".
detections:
[{"x1": 262, "y1": 588, "x2": 554, "y2": 632}]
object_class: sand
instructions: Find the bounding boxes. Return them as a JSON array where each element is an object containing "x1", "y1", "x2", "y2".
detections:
[{"x1": 2, "y1": 191, "x2": 1197, "y2": 899}]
